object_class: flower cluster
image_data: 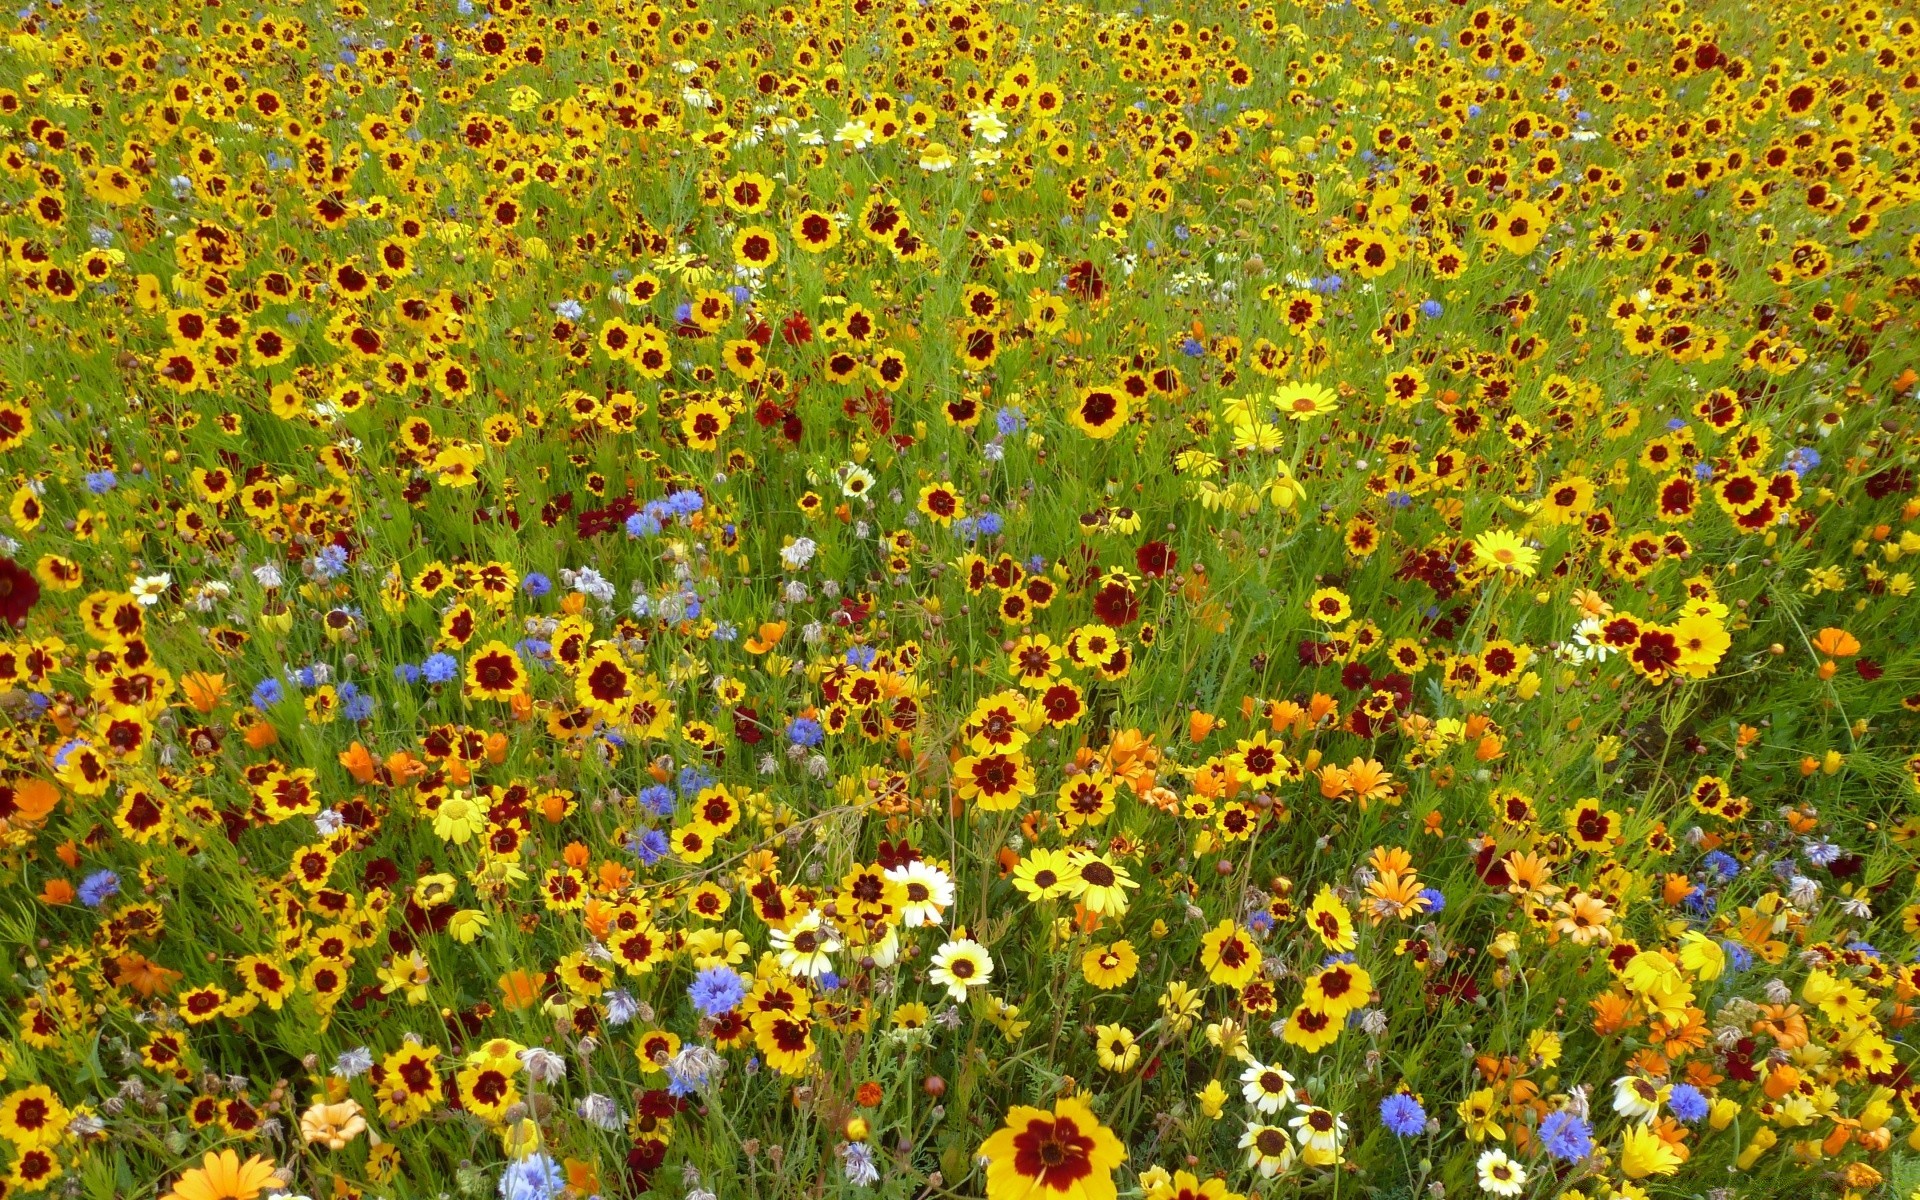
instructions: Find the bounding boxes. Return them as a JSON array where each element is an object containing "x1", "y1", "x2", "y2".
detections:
[{"x1": 0, "y1": 1, "x2": 1913, "y2": 1200}]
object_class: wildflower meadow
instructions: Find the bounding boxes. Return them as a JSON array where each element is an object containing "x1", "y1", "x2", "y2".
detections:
[{"x1": 0, "y1": 1, "x2": 1917, "y2": 1199}]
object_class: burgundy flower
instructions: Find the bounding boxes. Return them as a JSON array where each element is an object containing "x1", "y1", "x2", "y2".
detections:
[
  {"x1": 0, "y1": 555, "x2": 39, "y2": 628},
  {"x1": 1135, "y1": 541, "x2": 1176, "y2": 578}
]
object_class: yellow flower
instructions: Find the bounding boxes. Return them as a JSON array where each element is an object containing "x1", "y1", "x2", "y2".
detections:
[
  {"x1": 1195, "y1": 1080, "x2": 1229, "y2": 1120},
  {"x1": 162, "y1": 1150, "x2": 279, "y2": 1200},
  {"x1": 1094, "y1": 1023, "x2": 1139, "y2": 1072},
  {"x1": 977, "y1": 1098, "x2": 1125, "y2": 1200},
  {"x1": 432, "y1": 792, "x2": 488, "y2": 844},
  {"x1": 448, "y1": 909, "x2": 490, "y2": 944},
  {"x1": 1470, "y1": 528, "x2": 1539, "y2": 577},
  {"x1": 1618, "y1": 1125, "x2": 1683, "y2": 1179},
  {"x1": 1275, "y1": 382, "x2": 1338, "y2": 421},
  {"x1": 1081, "y1": 940, "x2": 1139, "y2": 990}
]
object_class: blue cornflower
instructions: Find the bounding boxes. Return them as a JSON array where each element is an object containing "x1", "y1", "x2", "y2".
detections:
[
  {"x1": 845, "y1": 645, "x2": 878, "y2": 668},
  {"x1": 421, "y1": 652, "x2": 460, "y2": 684},
  {"x1": 994, "y1": 407, "x2": 1027, "y2": 436},
  {"x1": 605, "y1": 989, "x2": 640, "y2": 1026},
  {"x1": 1702, "y1": 850, "x2": 1740, "y2": 880},
  {"x1": 313, "y1": 544, "x2": 349, "y2": 579},
  {"x1": 1180, "y1": 337, "x2": 1205, "y2": 357},
  {"x1": 638, "y1": 785, "x2": 676, "y2": 818},
  {"x1": 787, "y1": 716, "x2": 825, "y2": 748},
  {"x1": 667, "y1": 489, "x2": 705, "y2": 516},
  {"x1": 339, "y1": 682, "x2": 376, "y2": 722},
  {"x1": 522, "y1": 572, "x2": 552, "y2": 598},
  {"x1": 393, "y1": 663, "x2": 422, "y2": 685},
  {"x1": 251, "y1": 677, "x2": 285, "y2": 710},
  {"x1": 498, "y1": 1153, "x2": 566, "y2": 1200},
  {"x1": 85, "y1": 470, "x2": 117, "y2": 494},
  {"x1": 976, "y1": 513, "x2": 1004, "y2": 537},
  {"x1": 629, "y1": 828, "x2": 670, "y2": 866},
  {"x1": 552, "y1": 299, "x2": 584, "y2": 321},
  {"x1": 1417, "y1": 887, "x2": 1446, "y2": 914},
  {"x1": 1379, "y1": 1093, "x2": 1426, "y2": 1136},
  {"x1": 626, "y1": 512, "x2": 660, "y2": 538},
  {"x1": 1722, "y1": 941, "x2": 1753, "y2": 973},
  {"x1": 677, "y1": 766, "x2": 714, "y2": 795},
  {"x1": 1667, "y1": 1083, "x2": 1709, "y2": 1123},
  {"x1": 78, "y1": 869, "x2": 120, "y2": 908},
  {"x1": 1538, "y1": 1110, "x2": 1593, "y2": 1162},
  {"x1": 688, "y1": 966, "x2": 748, "y2": 1017},
  {"x1": 1419, "y1": 299, "x2": 1443, "y2": 318}
]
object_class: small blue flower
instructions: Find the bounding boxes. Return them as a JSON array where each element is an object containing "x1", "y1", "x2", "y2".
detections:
[
  {"x1": 995, "y1": 407, "x2": 1027, "y2": 436},
  {"x1": 1666, "y1": 417, "x2": 1687, "y2": 432},
  {"x1": 313, "y1": 544, "x2": 350, "y2": 579},
  {"x1": 498, "y1": 1152, "x2": 566, "y2": 1200},
  {"x1": 339, "y1": 682, "x2": 376, "y2": 722},
  {"x1": 845, "y1": 645, "x2": 878, "y2": 668},
  {"x1": 1721, "y1": 941, "x2": 1753, "y2": 973},
  {"x1": 1417, "y1": 887, "x2": 1446, "y2": 914},
  {"x1": 1180, "y1": 337, "x2": 1205, "y2": 357},
  {"x1": 638, "y1": 785, "x2": 676, "y2": 818},
  {"x1": 629, "y1": 828, "x2": 670, "y2": 866},
  {"x1": 393, "y1": 663, "x2": 422, "y2": 684},
  {"x1": 522, "y1": 572, "x2": 553, "y2": 598},
  {"x1": 251, "y1": 678, "x2": 286, "y2": 711},
  {"x1": 1667, "y1": 1083, "x2": 1709, "y2": 1123},
  {"x1": 1419, "y1": 299, "x2": 1443, "y2": 319},
  {"x1": 677, "y1": 766, "x2": 715, "y2": 795},
  {"x1": 1538, "y1": 1110, "x2": 1593, "y2": 1161},
  {"x1": 1379, "y1": 1093, "x2": 1426, "y2": 1136},
  {"x1": 688, "y1": 966, "x2": 748, "y2": 1016},
  {"x1": 421, "y1": 653, "x2": 459, "y2": 685},
  {"x1": 552, "y1": 299, "x2": 585, "y2": 321},
  {"x1": 1702, "y1": 850, "x2": 1740, "y2": 880},
  {"x1": 976, "y1": 512, "x2": 1004, "y2": 537},
  {"x1": 85, "y1": 470, "x2": 117, "y2": 494},
  {"x1": 626, "y1": 512, "x2": 659, "y2": 538},
  {"x1": 78, "y1": 870, "x2": 120, "y2": 908},
  {"x1": 787, "y1": 716, "x2": 825, "y2": 748}
]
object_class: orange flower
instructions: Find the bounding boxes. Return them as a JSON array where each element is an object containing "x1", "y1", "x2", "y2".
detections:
[
  {"x1": 113, "y1": 952, "x2": 182, "y2": 997},
  {"x1": 180, "y1": 671, "x2": 227, "y2": 714},
  {"x1": 4, "y1": 778, "x2": 59, "y2": 827},
  {"x1": 498, "y1": 969, "x2": 547, "y2": 1011},
  {"x1": 162, "y1": 1150, "x2": 278, "y2": 1200},
  {"x1": 1591, "y1": 989, "x2": 1638, "y2": 1035},
  {"x1": 744, "y1": 621, "x2": 787, "y2": 653},
  {"x1": 1810, "y1": 627, "x2": 1859, "y2": 657},
  {"x1": 338, "y1": 741, "x2": 377, "y2": 784},
  {"x1": 39, "y1": 878, "x2": 75, "y2": 905}
]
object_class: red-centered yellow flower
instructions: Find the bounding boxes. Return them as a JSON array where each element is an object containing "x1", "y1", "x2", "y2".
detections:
[
  {"x1": 1304, "y1": 886, "x2": 1357, "y2": 952},
  {"x1": 1200, "y1": 920, "x2": 1261, "y2": 988},
  {"x1": 953, "y1": 749, "x2": 1035, "y2": 812},
  {"x1": 977, "y1": 1096, "x2": 1125, "y2": 1200}
]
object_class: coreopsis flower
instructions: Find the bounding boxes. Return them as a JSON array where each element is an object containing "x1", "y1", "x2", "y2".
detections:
[{"x1": 977, "y1": 1097, "x2": 1124, "y2": 1200}]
